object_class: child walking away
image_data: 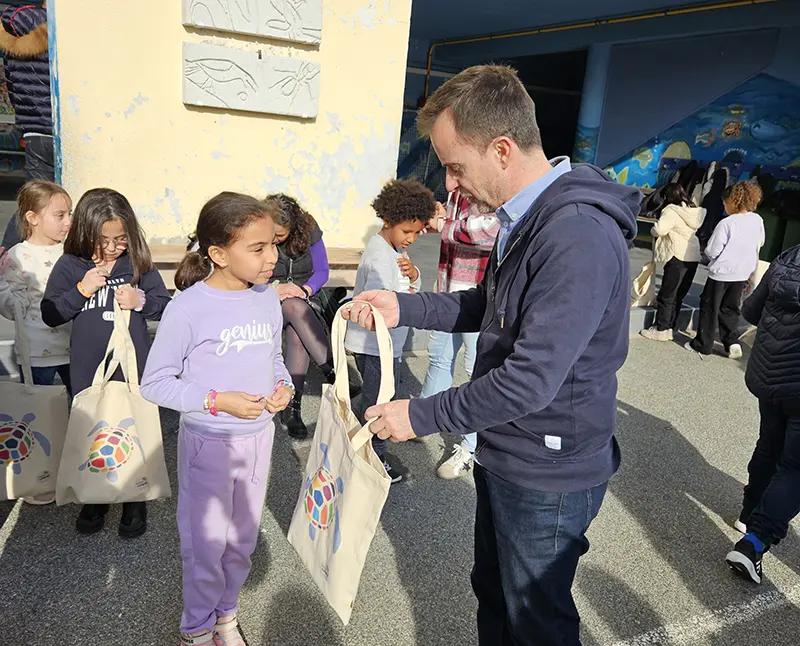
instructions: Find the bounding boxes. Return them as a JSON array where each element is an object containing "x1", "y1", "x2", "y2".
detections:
[
  {"x1": 41, "y1": 188, "x2": 170, "y2": 536},
  {"x1": 725, "y1": 244, "x2": 800, "y2": 584},
  {"x1": 0, "y1": 180, "x2": 72, "y2": 504},
  {"x1": 345, "y1": 179, "x2": 436, "y2": 483},
  {"x1": 140, "y1": 193, "x2": 293, "y2": 646},
  {"x1": 641, "y1": 183, "x2": 706, "y2": 342},
  {"x1": 688, "y1": 181, "x2": 764, "y2": 358}
]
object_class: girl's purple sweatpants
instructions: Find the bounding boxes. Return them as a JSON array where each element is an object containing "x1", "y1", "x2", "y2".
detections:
[{"x1": 177, "y1": 423, "x2": 275, "y2": 634}]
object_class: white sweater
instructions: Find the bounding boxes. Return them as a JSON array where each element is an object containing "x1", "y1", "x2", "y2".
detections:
[
  {"x1": 651, "y1": 203, "x2": 706, "y2": 263},
  {"x1": 345, "y1": 234, "x2": 421, "y2": 358},
  {"x1": 0, "y1": 241, "x2": 71, "y2": 367}
]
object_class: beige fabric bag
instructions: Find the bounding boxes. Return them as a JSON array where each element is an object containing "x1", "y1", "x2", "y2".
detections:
[
  {"x1": 0, "y1": 302, "x2": 69, "y2": 499},
  {"x1": 56, "y1": 300, "x2": 171, "y2": 505},
  {"x1": 288, "y1": 303, "x2": 392, "y2": 625},
  {"x1": 631, "y1": 259, "x2": 656, "y2": 307},
  {"x1": 746, "y1": 260, "x2": 771, "y2": 297}
]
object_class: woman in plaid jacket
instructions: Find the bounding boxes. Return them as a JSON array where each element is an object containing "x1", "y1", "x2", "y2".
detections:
[{"x1": 421, "y1": 189, "x2": 500, "y2": 479}]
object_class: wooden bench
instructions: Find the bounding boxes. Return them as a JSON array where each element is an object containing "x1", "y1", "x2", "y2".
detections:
[{"x1": 150, "y1": 244, "x2": 362, "y2": 291}]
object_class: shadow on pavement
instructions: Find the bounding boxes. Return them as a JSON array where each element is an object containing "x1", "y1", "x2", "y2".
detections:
[
  {"x1": 578, "y1": 564, "x2": 663, "y2": 643},
  {"x1": 613, "y1": 400, "x2": 800, "y2": 612},
  {"x1": 260, "y1": 586, "x2": 345, "y2": 646}
]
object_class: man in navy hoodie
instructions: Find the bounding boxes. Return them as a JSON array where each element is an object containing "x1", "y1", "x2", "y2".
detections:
[{"x1": 344, "y1": 65, "x2": 640, "y2": 645}]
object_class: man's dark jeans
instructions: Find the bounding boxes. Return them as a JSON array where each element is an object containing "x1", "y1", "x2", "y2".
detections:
[
  {"x1": 742, "y1": 399, "x2": 800, "y2": 547},
  {"x1": 472, "y1": 464, "x2": 607, "y2": 646}
]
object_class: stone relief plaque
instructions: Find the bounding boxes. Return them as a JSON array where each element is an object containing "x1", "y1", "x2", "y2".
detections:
[
  {"x1": 183, "y1": 41, "x2": 320, "y2": 118},
  {"x1": 183, "y1": 0, "x2": 322, "y2": 45}
]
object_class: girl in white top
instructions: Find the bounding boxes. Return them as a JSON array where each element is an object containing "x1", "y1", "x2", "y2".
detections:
[
  {"x1": 0, "y1": 180, "x2": 72, "y2": 503},
  {"x1": 641, "y1": 183, "x2": 706, "y2": 342}
]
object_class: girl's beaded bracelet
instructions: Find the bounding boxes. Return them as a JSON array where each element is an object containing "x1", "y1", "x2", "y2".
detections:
[
  {"x1": 204, "y1": 390, "x2": 219, "y2": 416},
  {"x1": 274, "y1": 379, "x2": 295, "y2": 395}
]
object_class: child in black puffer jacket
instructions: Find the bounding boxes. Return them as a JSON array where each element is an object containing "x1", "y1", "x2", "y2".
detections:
[{"x1": 725, "y1": 244, "x2": 800, "y2": 585}]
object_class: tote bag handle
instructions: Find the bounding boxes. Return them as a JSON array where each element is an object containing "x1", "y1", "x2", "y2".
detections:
[
  {"x1": 330, "y1": 302, "x2": 395, "y2": 433},
  {"x1": 90, "y1": 299, "x2": 139, "y2": 389},
  {"x1": 12, "y1": 300, "x2": 34, "y2": 386}
]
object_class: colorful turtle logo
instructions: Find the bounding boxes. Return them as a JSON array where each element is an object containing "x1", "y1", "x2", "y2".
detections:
[
  {"x1": 78, "y1": 418, "x2": 144, "y2": 483},
  {"x1": 0, "y1": 413, "x2": 50, "y2": 475},
  {"x1": 304, "y1": 443, "x2": 344, "y2": 553}
]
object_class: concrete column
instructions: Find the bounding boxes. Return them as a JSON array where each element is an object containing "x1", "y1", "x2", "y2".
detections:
[{"x1": 573, "y1": 43, "x2": 612, "y2": 164}]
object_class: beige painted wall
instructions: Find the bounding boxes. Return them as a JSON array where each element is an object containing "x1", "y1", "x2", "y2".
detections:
[{"x1": 53, "y1": 0, "x2": 412, "y2": 248}]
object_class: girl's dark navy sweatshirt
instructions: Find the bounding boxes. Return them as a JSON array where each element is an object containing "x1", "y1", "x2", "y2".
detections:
[
  {"x1": 399, "y1": 165, "x2": 640, "y2": 493},
  {"x1": 41, "y1": 253, "x2": 171, "y2": 395}
]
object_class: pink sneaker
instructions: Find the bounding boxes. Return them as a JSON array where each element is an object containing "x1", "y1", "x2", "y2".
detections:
[{"x1": 213, "y1": 618, "x2": 246, "y2": 646}]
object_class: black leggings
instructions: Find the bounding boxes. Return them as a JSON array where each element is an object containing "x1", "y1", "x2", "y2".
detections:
[{"x1": 281, "y1": 297, "x2": 333, "y2": 396}]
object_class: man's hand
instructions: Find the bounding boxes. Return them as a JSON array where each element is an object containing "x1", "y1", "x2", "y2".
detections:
[
  {"x1": 365, "y1": 400, "x2": 416, "y2": 442},
  {"x1": 274, "y1": 283, "x2": 306, "y2": 301},
  {"x1": 397, "y1": 252, "x2": 419, "y2": 283},
  {"x1": 216, "y1": 392, "x2": 267, "y2": 420},
  {"x1": 265, "y1": 385, "x2": 293, "y2": 413},
  {"x1": 341, "y1": 290, "x2": 399, "y2": 330},
  {"x1": 115, "y1": 285, "x2": 141, "y2": 311}
]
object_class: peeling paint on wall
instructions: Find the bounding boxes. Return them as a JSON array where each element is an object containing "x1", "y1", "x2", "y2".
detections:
[{"x1": 123, "y1": 93, "x2": 150, "y2": 118}]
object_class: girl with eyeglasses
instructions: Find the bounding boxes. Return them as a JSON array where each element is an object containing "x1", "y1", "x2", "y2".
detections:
[{"x1": 41, "y1": 187, "x2": 170, "y2": 538}]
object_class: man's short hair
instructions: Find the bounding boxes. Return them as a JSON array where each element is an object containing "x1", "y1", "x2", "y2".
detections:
[{"x1": 416, "y1": 64, "x2": 542, "y2": 152}]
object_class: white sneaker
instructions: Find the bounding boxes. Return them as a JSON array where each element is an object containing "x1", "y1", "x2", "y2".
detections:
[
  {"x1": 734, "y1": 519, "x2": 748, "y2": 534},
  {"x1": 22, "y1": 492, "x2": 55, "y2": 505},
  {"x1": 729, "y1": 344, "x2": 743, "y2": 360},
  {"x1": 437, "y1": 444, "x2": 474, "y2": 480},
  {"x1": 640, "y1": 327, "x2": 673, "y2": 342}
]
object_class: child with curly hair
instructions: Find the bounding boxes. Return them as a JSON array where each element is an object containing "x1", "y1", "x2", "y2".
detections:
[
  {"x1": 345, "y1": 179, "x2": 436, "y2": 482},
  {"x1": 688, "y1": 181, "x2": 764, "y2": 358}
]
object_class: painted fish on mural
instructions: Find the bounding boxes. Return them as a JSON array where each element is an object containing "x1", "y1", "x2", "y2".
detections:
[
  {"x1": 750, "y1": 119, "x2": 799, "y2": 143},
  {"x1": 722, "y1": 121, "x2": 742, "y2": 138},
  {"x1": 724, "y1": 105, "x2": 746, "y2": 117},
  {"x1": 695, "y1": 130, "x2": 716, "y2": 146}
]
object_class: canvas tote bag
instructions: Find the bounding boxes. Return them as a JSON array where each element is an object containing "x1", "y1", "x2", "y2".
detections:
[
  {"x1": 631, "y1": 245, "x2": 656, "y2": 308},
  {"x1": 288, "y1": 303, "x2": 392, "y2": 624},
  {"x1": 746, "y1": 259, "x2": 771, "y2": 296},
  {"x1": 56, "y1": 300, "x2": 171, "y2": 504},
  {"x1": 0, "y1": 301, "x2": 69, "y2": 499}
]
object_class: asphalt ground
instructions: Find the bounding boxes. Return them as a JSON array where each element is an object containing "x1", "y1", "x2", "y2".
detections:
[{"x1": 2, "y1": 330, "x2": 799, "y2": 645}]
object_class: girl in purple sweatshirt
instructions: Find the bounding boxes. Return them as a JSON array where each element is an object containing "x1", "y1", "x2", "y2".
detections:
[{"x1": 140, "y1": 193, "x2": 293, "y2": 646}]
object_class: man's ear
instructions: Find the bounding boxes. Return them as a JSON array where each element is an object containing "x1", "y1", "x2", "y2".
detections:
[{"x1": 493, "y1": 136, "x2": 514, "y2": 170}]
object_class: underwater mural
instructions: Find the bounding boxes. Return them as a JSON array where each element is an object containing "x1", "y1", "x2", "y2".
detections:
[{"x1": 605, "y1": 73, "x2": 800, "y2": 189}]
